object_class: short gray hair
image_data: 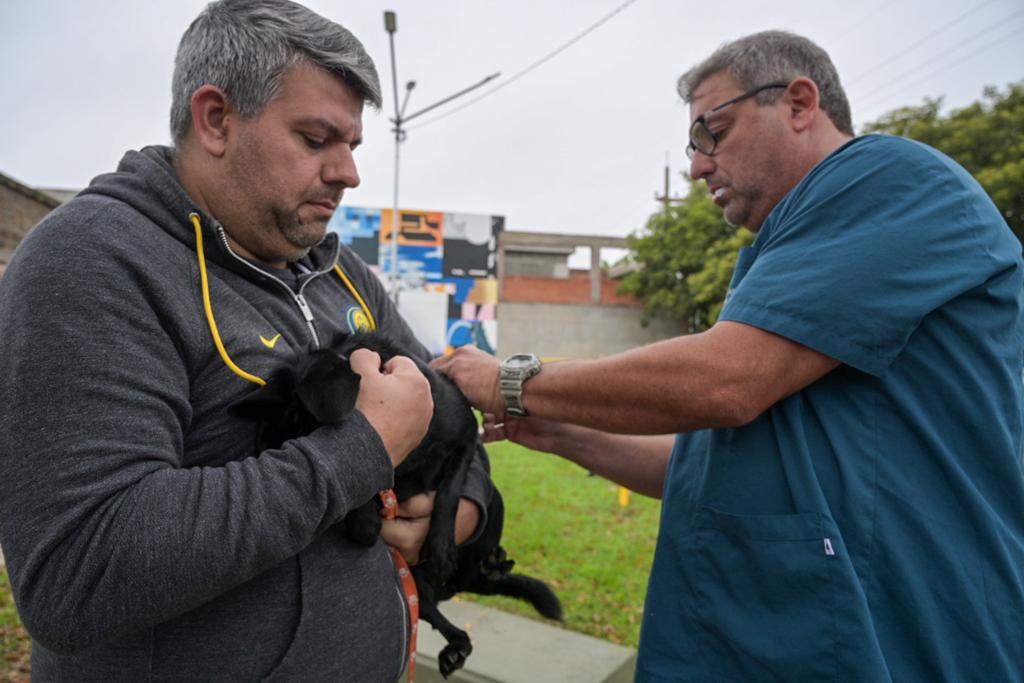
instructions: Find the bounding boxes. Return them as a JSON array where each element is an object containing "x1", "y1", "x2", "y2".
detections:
[
  {"x1": 677, "y1": 31, "x2": 853, "y2": 136},
  {"x1": 170, "y1": 0, "x2": 382, "y2": 146}
]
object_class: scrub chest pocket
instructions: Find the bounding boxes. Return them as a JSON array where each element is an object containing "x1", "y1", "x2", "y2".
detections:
[{"x1": 692, "y1": 507, "x2": 839, "y2": 682}]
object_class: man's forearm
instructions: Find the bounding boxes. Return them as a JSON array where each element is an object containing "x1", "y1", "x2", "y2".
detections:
[
  {"x1": 516, "y1": 323, "x2": 763, "y2": 434},
  {"x1": 510, "y1": 419, "x2": 674, "y2": 498},
  {"x1": 435, "y1": 327, "x2": 749, "y2": 435},
  {"x1": 437, "y1": 321, "x2": 839, "y2": 435},
  {"x1": 561, "y1": 429, "x2": 674, "y2": 499}
]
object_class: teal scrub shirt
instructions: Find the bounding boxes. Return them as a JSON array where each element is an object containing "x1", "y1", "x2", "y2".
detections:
[{"x1": 636, "y1": 135, "x2": 1024, "y2": 682}]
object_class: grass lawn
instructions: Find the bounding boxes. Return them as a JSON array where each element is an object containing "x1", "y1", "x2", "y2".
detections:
[
  {"x1": 465, "y1": 440, "x2": 661, "y2": 648},
  {"x1": 1, "y1": 570, "x2": 31, "y2": 682},
  {"x1": 0, "y1": 443, "x2": 661, "y2": 676}
]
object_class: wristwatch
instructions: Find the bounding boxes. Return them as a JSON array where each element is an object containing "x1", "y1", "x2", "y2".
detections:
[{"x1": 499, "y1": 353, "x2": 542, "y2": 416}]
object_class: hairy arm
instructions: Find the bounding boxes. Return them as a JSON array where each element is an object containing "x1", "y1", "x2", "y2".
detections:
[
  {"x1": 482, "y1": 414, "x2": 675, "y2": 498},
  {"x1": 434, "y1": 321, "x2": 839, "y2": 434}
]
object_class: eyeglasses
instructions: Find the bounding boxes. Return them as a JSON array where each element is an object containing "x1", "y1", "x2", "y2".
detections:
[{"x1": 686, "y1": 83, "x2": 789, "y2": 160}]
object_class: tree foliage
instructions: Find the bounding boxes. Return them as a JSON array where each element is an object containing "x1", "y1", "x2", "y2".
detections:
[
  {"x1": 862, "y1": 81, "x2": 1023, "y2": 242},
  {"x1": 618, "y1": 183, "x2": 752, "y2": 331},
  {"x1": 622, "y1": 81, "x2": 1023, "y2": 327}
]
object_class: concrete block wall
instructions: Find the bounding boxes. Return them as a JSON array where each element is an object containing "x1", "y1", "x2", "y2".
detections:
[{"x1": 497, "y1": 301, "x2": 687, "y2": 359}]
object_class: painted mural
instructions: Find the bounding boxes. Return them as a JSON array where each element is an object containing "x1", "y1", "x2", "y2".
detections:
[{"x1": 327, "y1": 206, "x2": 502, "y2": 356}]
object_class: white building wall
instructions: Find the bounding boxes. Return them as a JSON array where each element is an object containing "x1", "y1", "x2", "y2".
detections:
[{"x1": 496, "y1": 302, "x2": 687, "y2": 360}]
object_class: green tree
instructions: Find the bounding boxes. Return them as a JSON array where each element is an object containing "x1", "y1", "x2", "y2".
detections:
[
  {"x1": 618, "y1": 182, "x2": 753, "y2": 331},
  {"x1": 862, "y1": 81, "x2": 1023, "y2": 242}
]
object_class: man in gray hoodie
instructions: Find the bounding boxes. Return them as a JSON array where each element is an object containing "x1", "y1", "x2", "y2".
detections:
[{"x1": 0, "y1": 1, "x2": 493, "y2": 680}]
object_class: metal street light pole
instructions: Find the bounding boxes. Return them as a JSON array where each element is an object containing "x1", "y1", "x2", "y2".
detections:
[{"x1": 383, "y1": 10, "x2": 499, "y2": 301}]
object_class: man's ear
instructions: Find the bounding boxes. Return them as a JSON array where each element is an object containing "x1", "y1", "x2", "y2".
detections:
[
  {"x1": 783, "y1": 77, "x2": 820, "y2": 133},
  {"x1": 189, "y1": 84, "x2": 234, "y2": 158}
]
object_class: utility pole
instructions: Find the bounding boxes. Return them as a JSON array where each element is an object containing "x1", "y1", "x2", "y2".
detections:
[
  {"x1": 383, "y1": 11, "x2": 499, "y2": 301},
  {"x1": 654, "y1": 152, "x2": 683, "y2": 213}
]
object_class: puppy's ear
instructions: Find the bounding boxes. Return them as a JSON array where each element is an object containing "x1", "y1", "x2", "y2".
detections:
[{"x1": 295, "y1": 354, "x2": 361, "y2": 425}]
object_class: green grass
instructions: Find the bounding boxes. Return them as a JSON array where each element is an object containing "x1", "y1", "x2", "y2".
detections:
[
  {"x1": 0, "y1": 444, "x2": 661, "y2": 676},
  {"x1": 1, "y1": 570, "x2": 31, "y2": 681},
  {"x1": 464, "y1": 440, "x2": 661, "y2": 648}
]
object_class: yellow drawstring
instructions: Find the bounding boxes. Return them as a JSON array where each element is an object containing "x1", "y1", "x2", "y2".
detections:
[
  {"x1": 190, "y1": 213, "x2": 378, "y2": 385},
  {"x1": 334, "y1": 264, "x2": 377, "y2": 331},
  {"x1": 190, "y1": 213, "x2": 267, "y2": 386}
]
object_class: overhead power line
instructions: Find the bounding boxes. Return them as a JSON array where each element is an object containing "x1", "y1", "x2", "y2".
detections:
[
  {"x1": 825, "y1": 0, "x2": 909, "y2": 53},
  {"x1": 857, "y1": 22, "x2": 1024, "y2": 111},
  {"x1": 408, "y1": 0, "x2": 641, "y2": 131},
  {"x1": 854, "y1": 7, "x2": 1024, "y2": 105},
  {"x1": 845, "y1": 0, "x2": 1000, "y2": 87}
]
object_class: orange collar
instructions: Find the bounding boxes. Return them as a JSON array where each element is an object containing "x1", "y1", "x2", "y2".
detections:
[{"x1": 380, "y1": 489, "x2": 419, "y2": 682}]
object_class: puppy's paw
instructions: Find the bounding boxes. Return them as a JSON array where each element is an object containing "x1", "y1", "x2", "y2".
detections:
[
  {"x1": 438, "y1": 641, "x2": 472, "y2": 678},
  {"x1": 481, "y1": 546, "x2": 515, "y2": 581},
  {"x1": 433, "y1": 545, "x2": 459, "y2": 583}
]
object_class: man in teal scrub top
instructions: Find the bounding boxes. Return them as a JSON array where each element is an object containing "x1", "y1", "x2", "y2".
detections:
[{"x1": 434, "y1": 30, "x2": 1024, "y2": 682}]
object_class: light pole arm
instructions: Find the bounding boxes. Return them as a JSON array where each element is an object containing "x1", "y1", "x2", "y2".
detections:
[{"x1": 399, "y1": 72, "x2": 501, "y2": 125}]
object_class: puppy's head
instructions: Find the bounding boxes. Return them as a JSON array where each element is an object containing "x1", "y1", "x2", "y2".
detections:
[{"x1": 292, "y1": 349, "x2": 361, "y2": 425}]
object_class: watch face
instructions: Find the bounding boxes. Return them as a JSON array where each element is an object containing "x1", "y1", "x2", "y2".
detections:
[{"x1": 504, "y1": 353, "x2": 539, "y2": 371}]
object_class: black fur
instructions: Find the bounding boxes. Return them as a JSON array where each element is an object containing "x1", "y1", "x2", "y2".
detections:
[{"x1": 233, "y1": 332, "x2": 561, "y2": 677}]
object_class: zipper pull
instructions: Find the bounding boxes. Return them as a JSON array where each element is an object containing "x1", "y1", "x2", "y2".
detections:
[
  {"x1": 294, "y1": 293, "x2": 321, "y2": 349},
  {"x1": 823, "y1": 537, "x2": 835, "y2": 556},
  {"x1": 295, "y1": 294, "x2": 314, "y2": 323}
]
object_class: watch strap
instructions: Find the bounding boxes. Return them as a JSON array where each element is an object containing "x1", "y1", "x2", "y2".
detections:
[{"x1": 499, "y1": 353, "x2": 541, "y2": 416}]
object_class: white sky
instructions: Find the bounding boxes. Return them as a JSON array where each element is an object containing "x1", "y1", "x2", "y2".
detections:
[{"x1": 2, "y1": 0, "x2": 1022, "y2": 259}]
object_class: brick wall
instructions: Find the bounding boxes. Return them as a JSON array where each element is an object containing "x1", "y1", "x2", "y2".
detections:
[
  {"x1": 0, "y1": 182, "x2": 57, "y2": 255},
  {"x1": 502, "y1": 270, "x2": 638, "y2": 306},
  {"x1": 0, "y1": 178, "x2": 60, "y2": 277}
]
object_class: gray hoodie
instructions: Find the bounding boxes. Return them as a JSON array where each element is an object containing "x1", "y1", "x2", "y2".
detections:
[{"x1": 0, "y1": 146, "x2": 491, "y2": 681}]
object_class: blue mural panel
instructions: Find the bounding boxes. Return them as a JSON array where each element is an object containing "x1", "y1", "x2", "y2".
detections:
[
  {"x1": 329, "y1": 205, "x2": 502, "y2": 354},
  {"x1": 329, "y1": 207, "x2": 382, "y2": 265},
  {"x1": 379, "y1": 244, "x2": 443, "y2": 287}
]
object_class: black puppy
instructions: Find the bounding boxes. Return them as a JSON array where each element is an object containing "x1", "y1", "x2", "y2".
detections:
[{"x1": 235, "y1": 332, "x2": 562, "y2": 677}]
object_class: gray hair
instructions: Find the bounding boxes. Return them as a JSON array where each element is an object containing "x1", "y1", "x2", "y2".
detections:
[
  {"x1": 170, "y1": 0, "x2": 382, "y2": 146},
  {"x1": 677, "y1": 31, "x2": 853, "y2": 136}
]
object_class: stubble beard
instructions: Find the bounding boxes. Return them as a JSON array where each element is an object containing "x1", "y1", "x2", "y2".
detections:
[
  {"x1": 722, "y1": 188, "x2": 750, "y2": 228},
  {"x1": 229, "y1": 136, "x2": 328, "y2": 262},
  {"x1": 274, "y1": 206, "x2": 326, "y2": 257},
  {"x1": 720, "y1": 168, "x2": 770, "y2": 231},
  {"x1": 722, "y1": 203, "x2": 742, "y2": 228}
]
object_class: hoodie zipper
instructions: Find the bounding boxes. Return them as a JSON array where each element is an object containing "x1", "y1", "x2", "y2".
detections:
[
  {"x1": 391, "y1": 554, "x2": 410, "y2": 679},
  {"x1": 205, "y1": 218, "x2": 408, "y2": 673},
  {"x1": 293, "y1": 292, "x2": 317, "y2": 346},
  {"x1": 213, "y1": 225, "x2": 334, "y2": 349}
]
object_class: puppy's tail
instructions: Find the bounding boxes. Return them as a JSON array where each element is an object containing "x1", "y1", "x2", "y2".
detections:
[{"x1": 475, "y1": 574, "x2": 563, "y2": 621}]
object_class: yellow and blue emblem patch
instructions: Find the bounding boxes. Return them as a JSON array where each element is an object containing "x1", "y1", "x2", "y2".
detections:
[{"x1": 345, "y1": 305, "x2": 373, "y2": 332}]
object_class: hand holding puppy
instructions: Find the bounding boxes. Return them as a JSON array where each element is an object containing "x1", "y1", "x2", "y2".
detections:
[
  {"x1": 430, "y1": 345, "x2": 505, "y2": 415},
  {"x1": 351, "y1": 349, "x2": 433, "y2": 467}
]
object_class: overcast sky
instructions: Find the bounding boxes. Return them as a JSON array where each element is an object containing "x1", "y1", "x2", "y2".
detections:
[{"x1": 2, "y1": 0, "x2": 1022, "y2": 255}]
